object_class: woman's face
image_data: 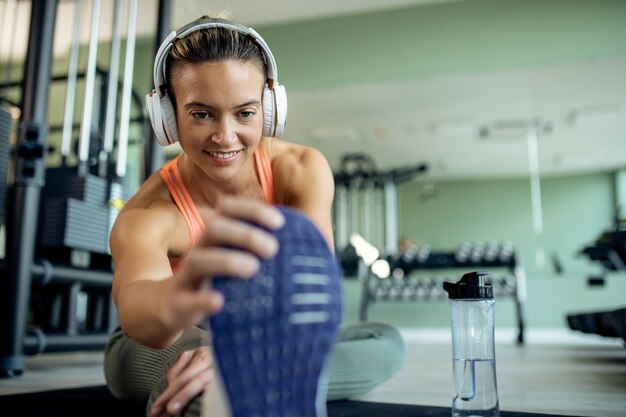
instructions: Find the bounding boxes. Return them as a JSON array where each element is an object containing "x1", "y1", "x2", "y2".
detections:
[{"x1": 170, "y1": 59, "x2": 266, "y2": 182}]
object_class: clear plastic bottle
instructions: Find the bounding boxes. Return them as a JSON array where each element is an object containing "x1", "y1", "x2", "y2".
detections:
[{"x1": 444, "y1": 272, "x2": 500, "y2": 417}]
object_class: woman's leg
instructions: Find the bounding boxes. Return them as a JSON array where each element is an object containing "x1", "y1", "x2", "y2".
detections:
[
  {"x1": 104, "y1": 326, "x2": 209, "y2": 416},
  {"x1": 326, "y1": 322, "x2": 406, "y2": 401}
]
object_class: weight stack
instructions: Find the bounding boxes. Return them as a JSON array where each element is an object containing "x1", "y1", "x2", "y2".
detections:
[
  {"x1": 0, "y1": 108, "x2": 11, "y2": 222},
  {"x1": 39, "y1": 167, "x2": 110, "y2": 256}
]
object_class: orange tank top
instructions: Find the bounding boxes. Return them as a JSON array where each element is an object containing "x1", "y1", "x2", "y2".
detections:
[{"x1": 160, "y1": 147, "x2": 275, "y2": 269}]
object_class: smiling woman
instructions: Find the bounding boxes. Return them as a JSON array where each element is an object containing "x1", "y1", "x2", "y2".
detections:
[{"x1": 104, "y1": 15, "x2": 405, "y2": 417}]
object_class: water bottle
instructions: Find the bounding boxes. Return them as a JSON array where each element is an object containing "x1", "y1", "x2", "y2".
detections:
[{"x1": 443, "y1": 272, "x2": 500, "y2": 417}]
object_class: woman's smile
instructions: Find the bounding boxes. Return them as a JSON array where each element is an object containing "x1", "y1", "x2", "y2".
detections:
[{"x1": 203, "y1": 149, "x2": 243, "y2": 164}]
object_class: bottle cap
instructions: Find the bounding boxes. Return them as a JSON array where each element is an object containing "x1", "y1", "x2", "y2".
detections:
[{"x1": 443, "y1": 271, "x2": 493, "y2": 300}]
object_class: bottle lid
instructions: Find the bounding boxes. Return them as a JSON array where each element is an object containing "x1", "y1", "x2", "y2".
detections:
[{"x1": 443, "y1": 271, "x2": 493, "y2": 300}]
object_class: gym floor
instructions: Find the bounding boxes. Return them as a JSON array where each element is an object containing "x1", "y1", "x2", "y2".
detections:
[{"x1": 0, "y1": 328, "x2": 624, "y2": 417}]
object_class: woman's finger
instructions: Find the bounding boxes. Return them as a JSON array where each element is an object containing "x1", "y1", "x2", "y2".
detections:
[
  {"x1": 216, "y1": 196, "x2": 285, "y2": 230},
  {"x1": 167, "y1": 289, "x2": 224, "y2": 329},
  {"x1": 174, "y1": 248, "x2": 260, "y2": 288},
  {"x1": 166, "y1": 368, "x2": 214, "y2": 416},
  {"x1": 196, "y1": 215, "x2": 280, "y2": 259},
  {"x1": 166, "y1": 349, "x2": 196, "y2": 382},
  {"x1": 151, "y1": 347, "x2": 213, "y2": 416}
]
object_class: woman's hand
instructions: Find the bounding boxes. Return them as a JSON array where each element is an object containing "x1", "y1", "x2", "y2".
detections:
[
  {"x1": 150, "y1": 198, "x2": 285, "y2": 416},
  {"x1": 150, "y1": 346, "x2": 213, "y2": 417},
  {"x1": 161, "y1": 197, "x2": 285, "y2": 334}
]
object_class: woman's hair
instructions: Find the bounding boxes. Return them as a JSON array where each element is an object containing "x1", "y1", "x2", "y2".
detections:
[{"x1": 165, "y1": 15, "x2": 268, "y2": 102}]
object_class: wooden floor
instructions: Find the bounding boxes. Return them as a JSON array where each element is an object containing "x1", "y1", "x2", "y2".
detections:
[
  {"x1": 0, "y1": 328, "x2": 624, "y2": 417},
  {"x1": 365, "y1": 329, "x2": 626, "y2": 417}
]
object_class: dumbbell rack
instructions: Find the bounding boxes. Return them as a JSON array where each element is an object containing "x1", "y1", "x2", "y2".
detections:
[{"x1": 359, "y1": 244, "x2": 527, "y2": 344}]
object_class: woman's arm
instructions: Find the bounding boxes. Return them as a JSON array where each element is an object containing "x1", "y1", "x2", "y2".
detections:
[
  {"x1": 110, "y1": 197, "x2": 285, "y2": 349},
  {"x1": 274, "y1": 146, "x2": 335, "y2": 250}
]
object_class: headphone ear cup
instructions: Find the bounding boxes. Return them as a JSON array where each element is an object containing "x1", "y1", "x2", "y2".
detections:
[
  {"x1": 146, "y1": 91, "x2": 178, "y2": 146},
  {"x1": 262, "y1": 85, "x2": 275, "y2": 138},
  {"x1": 272, "y1": 84, "x2": 287, "y2": 138},
  {"x1": 160, "y1": 94, "x2": 179, "y2": 144},
  {"x1": 146, "y1": 91, "x2": 170, "y2": 147}
]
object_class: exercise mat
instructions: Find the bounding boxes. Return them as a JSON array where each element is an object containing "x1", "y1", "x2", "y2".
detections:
[
  {"x1": 0, "y1": 386, "x2": 584, "y2": 417},
  {"x1": 328, "y1": 400, "x2": 583, "y2": 417}
]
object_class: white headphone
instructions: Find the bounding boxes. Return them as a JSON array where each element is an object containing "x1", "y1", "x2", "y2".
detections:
[{"x1": 145, "y1": 18, "x2": 288, "y2": 147}]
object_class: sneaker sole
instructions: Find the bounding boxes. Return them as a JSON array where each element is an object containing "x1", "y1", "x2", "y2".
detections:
[{"x1": 208, "y1": 206, "x2": 342, "y2": 417}]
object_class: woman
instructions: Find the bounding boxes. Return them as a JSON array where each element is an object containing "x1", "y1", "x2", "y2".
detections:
[{"x1": 104, "y1": 16, "x2": 405, "y2": 417}]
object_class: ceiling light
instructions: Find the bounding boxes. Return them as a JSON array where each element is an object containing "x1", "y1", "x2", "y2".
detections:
[
  {"x1": 568, "y1": 105, "x2": 622, "y2": 127},
  {"x1": 479, "y1": 118, "x2": 553, "y2": 140}
]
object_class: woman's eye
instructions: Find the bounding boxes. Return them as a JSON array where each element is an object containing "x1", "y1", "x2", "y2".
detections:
[
  {"x1": 192, "y1": 111, "x2": 210, "y2": 119},
  {"x1": 240, "y1": 111, "x2": 255, "y2": 119}
]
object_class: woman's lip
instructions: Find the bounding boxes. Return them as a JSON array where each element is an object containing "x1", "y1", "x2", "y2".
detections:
[{"x1": 204, "y1": 149, "x2": 242, "y2": 162}]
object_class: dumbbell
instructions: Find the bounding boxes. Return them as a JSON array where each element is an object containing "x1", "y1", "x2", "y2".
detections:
[
  {"x1": 375, "y1": 278, "x2": 391, "y2": 299},
  {"x1": 417, "y1": 244, "x2": 431, "y2": 263},
  {"x1": 484, "y1": 240, "x2": 499, "y2": 262},
  {"x1": 392, "y1": 267, "x2": 405, "y2": 279},
  {"x1": 430, "y1": 276, "x2": 447, "y2": 298},
  {"x1": 455, "y1": 242, "x2": 471, "y2": 263},
  {"x1": 402, "y1": 246, "x2": 418, "y2": 263},
  {"x1": 417, "y1": 277, "x2": 435, "y2": 298},
  {"x1": 499, "y1": 240, "x2": 514, "y2": 263},
  {"x1": 388, "y1": 277, "x2": 404, "y2": 301},
  {"x1": 401, "y1": 282, "x2": 417, "y2": 300},
  {"x1": 470, "y1": 241, "x2": 485, "y2": 263}
]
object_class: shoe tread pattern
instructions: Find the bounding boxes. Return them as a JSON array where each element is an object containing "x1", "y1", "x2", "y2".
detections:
[{"x1": 208, "y1": 206, "x2": 342, "y2": 417}]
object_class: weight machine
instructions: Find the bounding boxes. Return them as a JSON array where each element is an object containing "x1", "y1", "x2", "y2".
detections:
[
  {"x1": 0, "y1": 0, "x2": 171, "y2": 377},
  {"x1": 333, "y1": 153, "x2": 428, "y2": 275}
]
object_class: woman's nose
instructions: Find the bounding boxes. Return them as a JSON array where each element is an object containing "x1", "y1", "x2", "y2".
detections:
[{"x1": 211, "y1": 119, "x2": 236, "y2": 145}]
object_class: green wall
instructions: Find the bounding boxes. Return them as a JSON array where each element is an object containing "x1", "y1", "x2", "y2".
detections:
[
  {"x1": 340, "y1": 172, "x2": 626, "y2": 329},
  {"x1": 255, "y1": 0, "x2": 626, "y2": 90}
]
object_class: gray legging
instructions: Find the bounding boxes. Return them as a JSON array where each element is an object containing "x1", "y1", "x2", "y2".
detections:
[{"x1": 104, "y1": 322, "x2": 405, "y2": 417}]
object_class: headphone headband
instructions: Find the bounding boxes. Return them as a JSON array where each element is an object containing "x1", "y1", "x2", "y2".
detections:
[{"x1": 152, "y1": 18, "x2": 279, "y2": 95}]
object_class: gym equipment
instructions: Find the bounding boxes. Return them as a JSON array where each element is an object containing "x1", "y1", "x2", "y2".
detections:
[
  {"x1": 580, "y1": 228, "x2": 626, "y2": 271},
  {"x1": 334, "y1": 153, "x2": 428, "y2": 273},
  {"x1": 0, "y1": 0, "x2": 154, "y2": 377},
  {"x1": 566, "y1": 308, "x2": 626, "y2": 342},
  {"x1": 37, "y1": 0, "x2": 137, "y2": 266},
  {"x1": 147, "y1": 17, "x2": 288, "y2": 146},
  {"x1": 359, "y1": 240, "x2": 527, "y2": 344},
  {"x1": 568, "y1": 224, "x2": 626, "y2": 344},
  {"x1": 0, "y1": 107, "x2": 10, "y2": 222},
  {"x1": 1, "y1": 0, "x2": 58, "y2": 378}
]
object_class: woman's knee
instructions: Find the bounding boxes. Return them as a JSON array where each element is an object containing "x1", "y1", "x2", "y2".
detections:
[{"x1": 338, "y1": 322, "x2": 406, "y2": 359}]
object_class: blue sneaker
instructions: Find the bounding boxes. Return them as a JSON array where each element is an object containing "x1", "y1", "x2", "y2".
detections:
[{"x1": 208, "y1": 206, "x2": 342, "y2": 417}]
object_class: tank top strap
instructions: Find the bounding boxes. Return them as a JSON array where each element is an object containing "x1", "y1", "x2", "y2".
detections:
[
  {"x1": 254, "y1": 146, "x2": 275, "y2": 205},
  {"x1": 159, "y1": 156, "x2": 206, "y2": 257}
]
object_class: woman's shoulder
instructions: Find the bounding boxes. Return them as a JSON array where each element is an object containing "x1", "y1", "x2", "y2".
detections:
[
  {"x1": 120, "y1": 170, "x2": 173, "y2": 212},
  {"x1": 268, "y1": 140, "x2": 334, "y2": 204},
  {"x1": 112, "y1": 168, "x2": 187, "y2": 251},
  {"x1": 269, "y1": 140, "x2": 330, "y2": 176}
]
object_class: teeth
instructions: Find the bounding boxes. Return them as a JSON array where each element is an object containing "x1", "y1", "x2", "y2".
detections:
[{"x1": 207, "y1": 151, "x2": 238, "y2": 159}]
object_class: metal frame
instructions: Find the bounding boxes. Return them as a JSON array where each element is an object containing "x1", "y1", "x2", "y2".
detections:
[
  {"x1": 0, "y1": 0, "x2": 172, "y2": 377},
  {"x1": 1, "y1": 0, "x2": 58, "y2": 377}
]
